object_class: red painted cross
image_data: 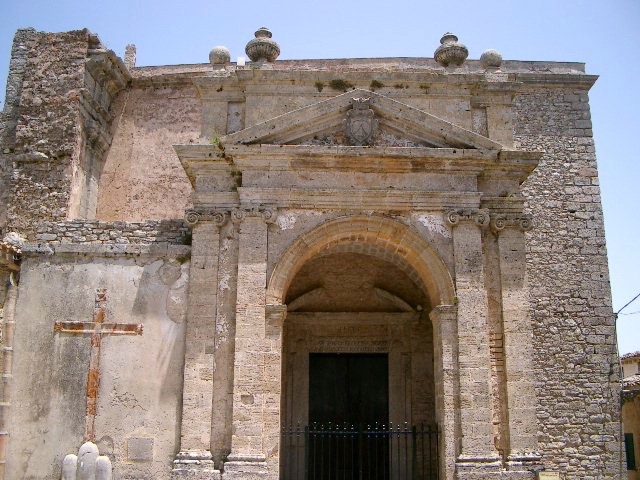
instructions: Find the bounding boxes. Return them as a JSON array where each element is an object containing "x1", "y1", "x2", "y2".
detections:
[{"x1": 53, "y1": 288, "x2": 143, "y2": 442}]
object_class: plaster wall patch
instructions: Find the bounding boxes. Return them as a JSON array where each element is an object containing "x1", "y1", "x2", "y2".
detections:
[
  {"x1": 416, "y1": 214, "x2": 451, "y2": 238},
  {"x1": 276, "y1": 213, "x2": 297, "y2": 230}
]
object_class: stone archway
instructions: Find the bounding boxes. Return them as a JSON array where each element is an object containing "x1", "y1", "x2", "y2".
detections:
[
  {"x1": 266, "y1": 215, "x2": 457, "y2": 479},
  {"x1": 266, "y1": 216, "x2": 455, "y2": 308}
]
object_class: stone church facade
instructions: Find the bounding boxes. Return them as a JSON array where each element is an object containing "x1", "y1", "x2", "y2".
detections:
[{"x1": 0, "y1": 27, "x2": 621, "y2": 479}]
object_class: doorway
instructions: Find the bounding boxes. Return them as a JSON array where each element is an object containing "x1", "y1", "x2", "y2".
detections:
[
  {"x1": 308, "y1": 353, "x2": 389, "y2": 479},
  {"x1": 309, "y1": 353, "x2": 388, "y2": 425}
]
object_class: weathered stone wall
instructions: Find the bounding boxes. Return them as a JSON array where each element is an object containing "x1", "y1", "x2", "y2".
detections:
[
  {"x1": 96, "y1": 85, "x2": 198, "y2": 221},
  {"x1": 5, "y1": 252, "x2": 189, "y2": 480},
  {"x1": 516, "y1": 85, "x2": 621, "y2": 479},
  {"x1": 1, "y1": 29, "x2": 129, "y2": 240},
  {"x1": 34, "y1": 219, "x2": 189, "y2": 245},
  {"x1": 0, "y1": 29, "x2": 33, "y2": 234},
  {"x1": 3, "y1": 30, "x2": 89, "y2": 237}
]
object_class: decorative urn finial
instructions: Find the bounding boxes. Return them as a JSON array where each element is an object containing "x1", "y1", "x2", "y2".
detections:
[
  {"x1": 480, "y1": 49, "x2": 503, "y2": 70},
  {"x1": 209, "y1": 45, "x2": 230, "y2": 69},
  {"x1": 434, "y1": 32, "x2": 468, "y2": 67},
  {"x1": 245, "y1": 27, "x2": 280, "y2": 63}
]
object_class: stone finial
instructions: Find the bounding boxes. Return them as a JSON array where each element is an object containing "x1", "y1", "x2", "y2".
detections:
[
  {"x1": 434, "y1": 32, "x2": 468, "y2": 67},
  {"x1": 61, "y1": 442, "x2": 112, "y2": 480},
  {"x1": 209, "y1": 46, "x2": 230, "y2": 69},
  {"x1": 77, "y1": 442, "x2": 99, "y2": 480},
  {"x1": 62, "y1": 454, "x2": 78, "y2": 480},
  {"x1": 480, "y1": 49, "x2": 502, "y2": 69},
  {"x1": 95, "y1": 456, "x2": 113, "y2": 480},
  {"x1": 124, "y1": 44, "x2": 136, "y2": 70},
  {"x1": 245, "y1": 27, "x2": 280, "y2": 63}
]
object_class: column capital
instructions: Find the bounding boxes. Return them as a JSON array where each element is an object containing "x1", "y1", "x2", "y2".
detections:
[
  {"x1": 184, "y1": 208, "x2": 228, "y2": 228},
  {"x1": 231, "y1": 206, "x2": 277, "y2": 225},
  {"x1": 185, "y1": 206, "x2": 278, "y2": 228},
  {"x1": 490, "y1": 213, "x2": 533, "y2": 234},
  {"x1": 265, "y1": 303, "x2": 287, "y2": 337},
  {"x1": 444, "y1": 209, "x2": 490, "y2": 228}
]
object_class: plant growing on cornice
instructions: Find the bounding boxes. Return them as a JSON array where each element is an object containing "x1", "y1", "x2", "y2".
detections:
[{"x1": 329, "y1": 79, "x2": 354, "y2": 92}]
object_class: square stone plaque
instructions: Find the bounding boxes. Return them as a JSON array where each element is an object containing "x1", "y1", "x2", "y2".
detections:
[{"x1": 127, "y1": 437, "x2": 154, "y2": 462}]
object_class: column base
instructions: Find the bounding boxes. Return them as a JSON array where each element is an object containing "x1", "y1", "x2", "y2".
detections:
[
  {"x1": 222, "y1": 454, "x2": 268, "y2": 479},
  {"x1": 506, "y1": 451, "x2": 543, "y2": 471},
  {"x1": 455, "y1": 454, "x2": 539, "y2": 480},
  {"x1": 172, "y1": 450, "x2": 221, "y2": 479},
  {"x1": 455, "y1": 454, "x2": 501, "y2": 480}
]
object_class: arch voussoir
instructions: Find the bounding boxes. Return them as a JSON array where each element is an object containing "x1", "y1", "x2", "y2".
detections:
[{"x1": 267, "y1": 215, "x2": 455, "y2": 308}]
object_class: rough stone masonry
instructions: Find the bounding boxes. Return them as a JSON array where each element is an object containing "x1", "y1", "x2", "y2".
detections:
[{"x1": 0, "y1": 27, "x2": 622, "y2": 480}]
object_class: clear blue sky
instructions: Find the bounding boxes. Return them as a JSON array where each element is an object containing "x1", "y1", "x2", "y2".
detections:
[{"x1": 1, "y1": 0, "x2": 639, "y2": 354}]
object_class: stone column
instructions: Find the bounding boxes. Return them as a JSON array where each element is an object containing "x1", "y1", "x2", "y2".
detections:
[
  {"x1": 172, "y1": 211, "x2": 226, "y2": 479},
  {"x1": 491, "y1": 215, "x2": 541, "y2": 470},
  {"x1": 0, "y1": 271, "x2": 18, "y2": 480},
  {"x1": 430, "y1": 305, "x2": 459, "y2": 480},
  {"x1": 211, "y1": 221, "x2": 239, "y2": 466},
  {"x1": 223, "y1": 207, "x2": 276, "y2": 479},
  {"x1": 445, "y1": 210, "x2": 501, "y2": 474}
]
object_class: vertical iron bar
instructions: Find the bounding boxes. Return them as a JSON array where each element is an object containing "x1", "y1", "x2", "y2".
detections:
[
  {"x1": 305, "y1": 426, "x2": 310, "y2": 480},
  {"x1": 321, "y1": 423, "x2": 324, "y2": 480},
  {"x1": 342, "y1": 424, "x2": 346, "y2": 480},
  {"x1": 422, "y1": 424, "x2": 426, "y2": 480},
  {"x1": 328, "y1": 423, "x2": 332, "y2": 480},
  {"x1": 412, "y1": 425, "x2": 417, "y2": 480},
  {"x1": 359, "y1": 424, "x2": 363, "y2": 480},
  {"x1": 404, "y1": 423, "x2": 409, "y2": 480}
]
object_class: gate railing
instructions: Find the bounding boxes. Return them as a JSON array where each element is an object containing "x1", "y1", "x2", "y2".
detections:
[{"x1": 281, "y1": 423, "x2": 439, "y2": 480}]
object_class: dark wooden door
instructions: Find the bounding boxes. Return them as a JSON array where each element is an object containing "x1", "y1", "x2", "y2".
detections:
[{"x1": 308, "y1": 353, "x2": 389, "y2": 479}]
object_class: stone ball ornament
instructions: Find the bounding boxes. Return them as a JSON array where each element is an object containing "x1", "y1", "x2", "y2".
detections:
[
  {"x1": 434, "y1": 32, "x2": 468, "y2": 67},
  {"x1": 480, "y1": 49, "x2": 503, "y2": 69},
  {"x1": 245, "y1": 27, "x2": 280, "y2": 63},
  {"x1": 209, "y1": 46, "x2": 230, "y2": 68}
]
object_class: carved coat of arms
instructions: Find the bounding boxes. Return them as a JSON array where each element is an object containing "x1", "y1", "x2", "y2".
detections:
[{"x1": 344, "y1": 97, "x2": 378, "y2": 146}]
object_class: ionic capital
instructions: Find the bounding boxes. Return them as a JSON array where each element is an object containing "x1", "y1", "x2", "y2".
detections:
[
  {"x1": 489, "y1": 214, "x2": 533, "y2": 234},
  {"x1": 184, "y1": 209, "x2": 228, "y2": 228},
  {"x1": 444, "y1": 209, "x2": 490, "y2": 228},
  {"x1": 184, "y1": 206, "x2": 278, "y2": 228},
  {"x1": 231, "y1": 206, "x2": 277, "y2": 224}
]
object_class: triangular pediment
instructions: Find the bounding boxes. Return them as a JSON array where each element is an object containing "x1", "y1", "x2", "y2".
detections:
[{"x1": 223, "y1": 88, "x2": 503, "y2": 150}]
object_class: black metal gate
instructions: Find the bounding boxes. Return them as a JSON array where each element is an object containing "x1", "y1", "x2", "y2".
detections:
[{"x1": 281, "y1": 423, "x2": 439, "y2": 480}]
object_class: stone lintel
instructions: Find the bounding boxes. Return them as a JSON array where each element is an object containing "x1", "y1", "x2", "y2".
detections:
[
  {"x1": 234, "y1": 188, "x2": 481, "y2": 212},
  {"x1": 480, "y1": 195, "x2": 527, "y2": 214},
  {"x1": 226, "y1": 144, "x2": 495, "y2": 161}
]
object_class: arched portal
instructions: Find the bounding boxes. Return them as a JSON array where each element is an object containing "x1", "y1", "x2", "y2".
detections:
[{"x1": 268, "y1": 216, "x2": 456, "y2": 480}]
